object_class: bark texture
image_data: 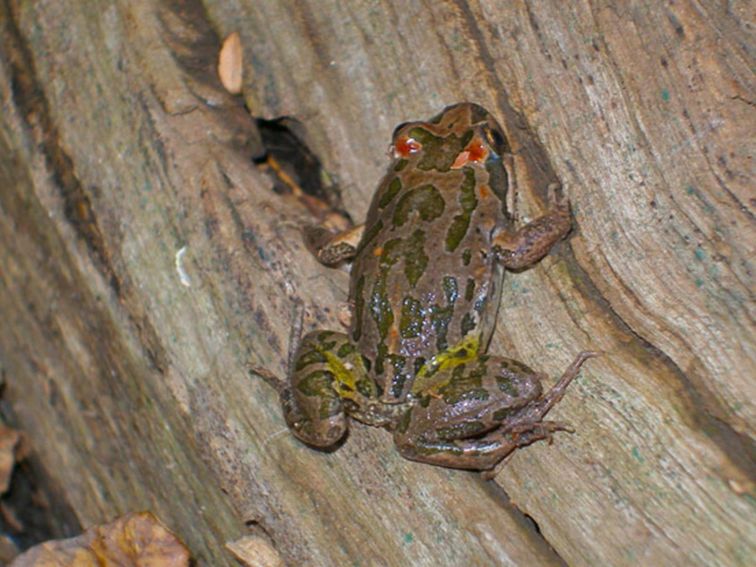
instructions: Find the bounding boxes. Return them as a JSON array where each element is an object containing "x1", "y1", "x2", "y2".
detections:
[{"x1": 0, "y1": 1, "x2": 753, "y2": 565}]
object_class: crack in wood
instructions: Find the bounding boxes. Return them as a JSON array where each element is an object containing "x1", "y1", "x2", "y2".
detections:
[{"x1": 1, "y1": 0, "x2": 119, "y2": 296}]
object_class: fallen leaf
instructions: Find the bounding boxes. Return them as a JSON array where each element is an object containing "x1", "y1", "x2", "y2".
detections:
[
  {"x1": 10, "y1": 511, "x2": 190, "y2": 566},
  {"x1": 226, "y1": 535, "x2": 284, "y2": 567},
  {"x1": 219, "y1": 32, "x2": 243, "y2": 94}
]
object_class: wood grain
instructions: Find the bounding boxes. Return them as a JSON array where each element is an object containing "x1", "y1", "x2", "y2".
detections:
[{"x1": 1, "y1": 0, "x2": 753, "y2": 565}]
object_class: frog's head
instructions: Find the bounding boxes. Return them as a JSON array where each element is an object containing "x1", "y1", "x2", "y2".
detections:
[{"x1": 390, "y1": 102, "x2": 509, "y2": 172}]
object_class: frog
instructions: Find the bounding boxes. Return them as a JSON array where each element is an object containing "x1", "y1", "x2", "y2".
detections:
[{"x1": 264, "y1": 102, "x2": 597, "y2": 471}]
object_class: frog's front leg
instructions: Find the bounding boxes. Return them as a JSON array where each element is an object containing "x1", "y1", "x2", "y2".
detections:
[
  {"x1": 493, "y1": 186, "x2": 573, "y2": 270},
  {"x1": 393, "y1": 352, "x2": 597, "y2": 470},
  {"x1": 283, "y1": 329, "x2": 381, "y2": 448},
  {"x1": 303, "y1": 224, "x2": 364, "y2": 266}
]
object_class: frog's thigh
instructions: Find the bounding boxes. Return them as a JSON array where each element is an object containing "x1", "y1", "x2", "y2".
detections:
[
  {"x1": 284, "y1": 330, "x2": 363, "y2": 448},
  {"x1": 304, "y1": 224, "x2": 365, "y2": 266},
  {"x1": 393, "y1": 356, "x2": 544, "y2": 470}
]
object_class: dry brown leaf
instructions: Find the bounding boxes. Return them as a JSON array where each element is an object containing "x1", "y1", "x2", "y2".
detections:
[
  {"x1": 10, "y1": 511, "x2": 190, "y2": 567},
  {"x1": 0, "y1": 425, "x2": 21, "y2": 494},
  {"x1": 225, "y1": 536, "x2": 284, "y2": 567},
  {"x1": 218, "y1": 32, "x2": 243, "y2": 95}
]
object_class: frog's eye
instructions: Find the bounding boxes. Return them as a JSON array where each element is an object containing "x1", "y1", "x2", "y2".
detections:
[
  {"x1": 393, "y1": 135, "x2": 423, "y2": 158},
  {"x1": 484, "y1": 127, "x2": 506, "y2": 150}
]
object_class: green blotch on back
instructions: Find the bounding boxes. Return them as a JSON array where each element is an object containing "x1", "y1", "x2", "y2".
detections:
[
  {"x1": 379, "y1": 177, "x2": 402, "y2": 208},
  {"x1": 320, "y1": 340, "x2": 337, "y2": 352},
  {"x1": 412, "y1": 334, "x2": 481, "y2": 394},
  {"x1": 442, "y1": 276, "x2": 459, "y2": 304},
  {"x1": 337, "y1": 342, "x2": 356, "y2": 358},
  {"x1": 388, "y1": 355, "x2": 408, "y2": 398},
  {"x1": 429, "y1": 304, "x2": 453, "y2": 351},
  {"x1": 409, "y1": 127, "x2": 473, "y2": 172},
  {"x1": 403, "y1": 229, "x2": 429, "y2": 287},
  {"x1": 400, "y1": 296, "x2": 424, "y2": 338},
  {"x1": 446, "y1": 168, "x2": 478, "y2": 252},
  {"x1": 369, "y1": 284, "x2": 394, "y2": 340},
  {"x1": 462, "y1": 249, "x2": 472, "y2": 265},
  {"x1": 465, "y1": 278, "x2": 475, "y2": 301},
  {"x1": 352, "y1": 275, "x2": 365, "y2": 341},
  {"x1": 424, "y1": 277, "x2": 460, "y2": 351},
  {"x1": 438, "y1": 362, "x2": 489, "y2": 405},
  {"x1": 295, "y1": 349, "x2": 327, "y2": 370},
  {"x1": 370, "y1": 239, "x2": 402, "y2": 339},
  {"x1": 460, "y1": 313, "x2": 476, "y2": 335},
  {"x1": 356, "y1": 374, "x2": 377, "y2": 398},
  {"x1": 298, "y1": 371, "x2": 336, "y2": 397},
  {"x1": 375, "y1": 342, "x2": 388, "y2": 376},
  {"x1": 393, "y1": 184, "x2": 445, "y2": 226}
]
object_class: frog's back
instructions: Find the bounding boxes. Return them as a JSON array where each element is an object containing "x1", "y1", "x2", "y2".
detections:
[{"x1": 348, "y1": 103, "x2": 512, "y2": 400}]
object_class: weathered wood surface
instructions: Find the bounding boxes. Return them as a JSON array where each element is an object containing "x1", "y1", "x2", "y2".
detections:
[{"x1": 0, "y1": 0, "x2": 753, "y2": 565}]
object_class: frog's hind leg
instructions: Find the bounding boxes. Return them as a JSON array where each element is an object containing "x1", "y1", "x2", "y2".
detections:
[
  {"x1": 395, "y1": 425, "x2": 565, "y2": 471},
  {"x1": 393, "y1": 351, "x2": 598, "y2": 470},
  {"x1": 284, "y1": 330, "x2": 374, "y2": 448},
  {"x1": 509, "y1": 350, "x2": 600, "y2": 426},
  {"x1": 304, "y1": 224, "x2": 364, "y2": 265}
]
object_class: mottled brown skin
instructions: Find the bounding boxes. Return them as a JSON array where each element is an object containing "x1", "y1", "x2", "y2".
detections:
[{"x1": 285, "y1": 103, "x2": 597, "y2": 470}]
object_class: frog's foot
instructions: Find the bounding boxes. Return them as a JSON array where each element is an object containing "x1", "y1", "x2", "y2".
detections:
[
  {"x1": 527, "y1": 351, "x2": 601, "y2": 419},
  {"x1": 249, "y1": 366, "x2": 286, "y2": 395},
  {"x1": 480, "y1": 420, "x2": 575, "y2": 480},
  {"x1": 508, "y1": 419, "x2": 575, "y2": 442},
  {"x1": 493, "y1": 185, "x2": 574, "y2": 270},
  {"x1": 303, "y1": 224, "x2": 364, "y2": 266}
]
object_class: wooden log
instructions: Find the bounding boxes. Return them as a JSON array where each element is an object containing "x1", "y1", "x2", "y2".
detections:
[{"x1": 1, "y1": 0, "x2": 752, "y2": 565}]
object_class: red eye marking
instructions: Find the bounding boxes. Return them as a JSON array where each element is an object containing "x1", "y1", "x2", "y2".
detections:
[
  {"x1": 393, "y1": 136, "x2": 422, "y2": 158},
  {"x1": 451, "y1": 138, "x2": 489, "y2": 169}
]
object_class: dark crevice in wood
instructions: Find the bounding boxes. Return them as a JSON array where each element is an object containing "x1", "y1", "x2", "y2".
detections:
[
  {"x1": 0, "y1": 449, "x2": 81, "y2": 551},
  {"x1": 252, "y1": 117, "x2": 353, "y2": 226},
  {"x1": 479, "y1": 479, "x2": 569, "y2": 566}
]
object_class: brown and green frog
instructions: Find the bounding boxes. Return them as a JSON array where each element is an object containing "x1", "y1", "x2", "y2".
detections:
[{"x1": 263, "y1": 103, "x2": 597, "y2": 471}]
